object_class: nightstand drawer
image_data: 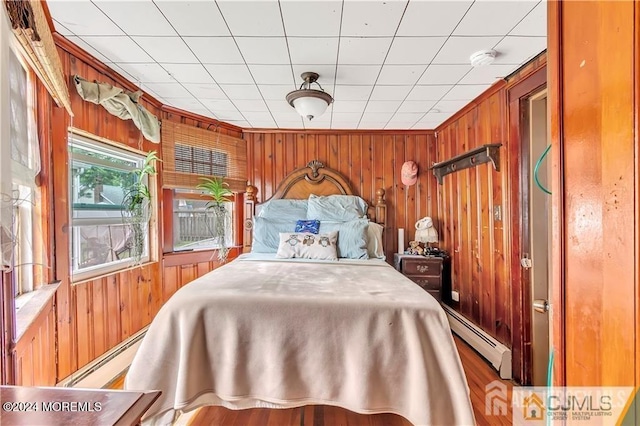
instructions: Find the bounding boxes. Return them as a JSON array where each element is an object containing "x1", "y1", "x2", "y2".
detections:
[
  {"x1": 403, "y1": 258, "x2": 442, "y2": 275},
  {"x1": 409, "y1": 275, "x2": 442, "y2": 291}
]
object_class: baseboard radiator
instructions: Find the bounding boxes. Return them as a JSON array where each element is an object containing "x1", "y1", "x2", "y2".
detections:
[
  {"x1": 442, "y1": 305, "x2": 512, "y2": 380},
  {"x1": 57, "y1": 327, "x2": 148, "y2": 389}
]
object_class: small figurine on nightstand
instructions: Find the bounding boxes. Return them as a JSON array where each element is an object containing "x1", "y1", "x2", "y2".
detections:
[{"x1": 406, "y1": 240, "x2": 424, "y2": 255}]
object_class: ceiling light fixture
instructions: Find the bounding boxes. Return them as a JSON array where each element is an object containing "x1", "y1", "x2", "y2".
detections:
[
  {"x1": 286, "y1": 72, "x2": 333, "y2": 121},
  {"x1": 469, "y1": 49, "x2": 497, "y2": 67}
]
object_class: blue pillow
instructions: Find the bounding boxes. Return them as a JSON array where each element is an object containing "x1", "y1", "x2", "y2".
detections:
[
  {"x1": 295, "y1": 219, "x2": 320, "y2": 234},
  {"x1": 252, "y1": 217, "x2": 297, "y2": 253},
  {"x1": 257, "y1": 199, "x2": 308, "y2": 221},
  {"x1": 320, "y1": 219, "x2": 369, "y2": 259},
  {"x1": 307, "y1": 194, "x2": 368, "y2": 222}
]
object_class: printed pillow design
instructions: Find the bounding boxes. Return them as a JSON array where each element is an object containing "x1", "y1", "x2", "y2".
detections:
[
  {"x1": 276, "y1": 231, "x2": 338, "y2": 260},
  {"x1": 295, "y1": 219, "x2": 321, "y2": 234}
]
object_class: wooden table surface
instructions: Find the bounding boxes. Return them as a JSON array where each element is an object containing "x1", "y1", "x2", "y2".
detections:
[{"x1": 1, "y1": 386, "x2": 160, "y2": 426}]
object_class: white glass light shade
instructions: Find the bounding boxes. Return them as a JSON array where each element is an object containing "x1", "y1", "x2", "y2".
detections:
[{"x1": 287, "y1": 90, "x2": 332, "y2": 121}]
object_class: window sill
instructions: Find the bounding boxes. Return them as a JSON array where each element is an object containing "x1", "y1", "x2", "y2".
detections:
[{"x1": 15, "y1": 282, "x2": 60, "y2": 342}]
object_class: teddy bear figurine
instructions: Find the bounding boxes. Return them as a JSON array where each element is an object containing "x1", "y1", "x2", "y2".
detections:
[{"x1": 407, "y1": 240, "x2": 424, "y2": 256}]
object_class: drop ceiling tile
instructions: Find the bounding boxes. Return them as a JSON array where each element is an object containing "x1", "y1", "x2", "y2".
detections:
[
  {"x1": 419, "y1": 112, "x2": 454, "y2": 123},
  {"x1": 432, "y1": 37, "x2": 503, "y2": 65},
  {"x1": 331, "y1": 112, "x2": 364, "y2": 122},
  {"x1": 458, "y1": 64, "x2": 515, "y2": 85},
  {"x1": 161, "y1": 64, "x2": 215, "y2": 84},
  {"x1": 389, "y1": 112, "x2": 424, "y2": 122},
  {"x1": 440, "y1": 84, "x2": 490, "y2": 101},
  {"x1": 132, "y1": 37, "x2": 198, "y2": 63},
  {"x1": 236, "y1": 37, "x2": 290, "y2": 64},
  {"x1": 67, "y1": 36, "x2": 112, "y2": 63},
  {"x1": 397, "y1": 1, "x2": 472, "y2": 36},
  {"x1": 361, "y1": 112, "x2": 394, "y2": 122},
  {"x1": 341, "y1": 1, "x2": 407, "y2": 36},
  {"x1": 406, "y1": 85, "x2": 452, "y2": 101},
  {"x1": 217, "y1": 1, "x2": 284, "y2": 36},
  {"x1": 226, "y1": 120, "x2": 252, "y2": 128},
  {"x1": 417, "y1": 65, "x2": 472, "y2": 85},
  {"x1": 93, "y1": 1, "x2": 176, "y2": 36},
  {"x1": 249, "y1": 120, "x2": 278, "y2": 128},
  {"x1": 432, "y1": 100, "x2": 469, "y2": 113},
  {"x1": 53, "y1": 20, "x2": 74, "y2": 37},
  {"x1": 144, "y1": 82, "x2": 192, "y2": 98},
  {"x1": 219, "y1": 84, "x2": 263, "y2": 100},
  {"x1": 332, "y1": 85, "x2": 374, "y2": 101},
  {"x1": 510, "y1": 1, "x2": 547, "y2": 37},
  {"x1": 385, "y1": 37, "x2": 447, "y2": 65},
  {"x1": 203, "y1": 64, "x2": 254, "y2": 85},
  {"x1": 271, "y1": 110, "x2": 303, "y2": 121},
  {"x1": 81, "y1": 36, "x2": 153, "y2": 63},
  {"x1": 386, "y1": 122, "x2": 419, "y2": 129},
  {"x1": 183, "y1": 37, "x2": 244, "y2": 64},
  {"x1": 365, "y1": 100, "x2": 403, "y2": 113},
  {"x1": 338, "y1": 38, "x2": 393, "y2": 65},
  {"x1": 266, "y1": 99, "x2": 296, "y2": 113},
  {"x1": 288, "y1": 38, "x2": 339, "y2": 65},
  {"x1": 305, "y1": 121, "x2": 332, "y2": 129},
  {"x1": 369, "y1": 86, "x2": 413, "y2": 101},
  {"x1": 214, "y1": 110, "x2": 246, "y2": 121},
  {"x1": 331, "y1": 101, "x2": 368, "y2": 113},
  {"x1": 291, "y1": 65, "x2": 337, "y2": 87},
  {"x1": 377, "y1": 65, "x2": 427, "y2": 85},
  {"x1": 358, "y1": 122, "x2": 390, "y2": 129},
  {"x1": 162, "y1": 97, "x2": 203, "y2": 111},
  {"x1": 200, "y1": 99, "x2": 238, "y2": 112},
  {"x1": 116, "y1": 63, "x2": 174, "y2": 83},
  {"x1": 233, "y1": 100, "x2": 269, "y2": 112},
  {"x1": 331, "y1": 122, "x2": 360, "y2": 129},
  {"x1": 412, "y1": 121, "x2": 440, "y2": 129},
  {"x1": 184, "y1": 83, "x2": 228, "y2": 99},
  {"x1": 108, "y1": 64, "x2": 137, "y2": 85},
  {"x1": 243, "y1": 111, "x2": 275, "y2": 121},
  {"x1": 276, "y1": 121, "x2": 305, "y2": 129},
  {"x1": 49, "y1": 2, "x2": 124, "y2": 36},
  {"x1": 335, "y1": 65, "x2": 382, "y2": 86},
  {"x1": 493, "y1": 37, "x2": 546, "y2": 65},
  {"x1": 281, "y1": 1, "x2": 342, "y2": 36},
  {"x1": 258, "y1": 84, "x2": 297, "y2": 100},
  {"x1": 248, "y1": 65, "x2": 294, "y2": 85},
  {"x1": 396, "y1": 100, "x2": 437, "y2": 113},
  {"x1": 453, "y1": 0, "x2": 537, "y2": 36},
  {"x1": 155, "y1": 1, "x2": 230, "y2": 36}
]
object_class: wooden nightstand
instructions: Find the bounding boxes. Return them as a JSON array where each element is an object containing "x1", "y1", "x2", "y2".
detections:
[{"x1": 394, "y1": 253, "x2": 444, "y2": 301}]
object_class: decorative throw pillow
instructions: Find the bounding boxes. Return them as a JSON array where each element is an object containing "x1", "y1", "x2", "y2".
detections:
[
  {"x1": 306, "y1": 194, "x2": 368, "y2": 222},
  {"x1": 295, "y1": 219, "x2": 320, "y2": 234},
  {"x1": 366, "y1": 222, "x2": 385, "y2": 259},
  {"x1": 276, "y1": 231, "x2": 338, "y2": 260}
]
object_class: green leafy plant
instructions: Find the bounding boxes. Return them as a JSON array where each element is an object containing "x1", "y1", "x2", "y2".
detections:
[
  {"x1": 121, "y1": 151, "x2": 161, "y2": 263},
  {"x1": 196, "y1": 177, "x2": 233, "y2": 262}
]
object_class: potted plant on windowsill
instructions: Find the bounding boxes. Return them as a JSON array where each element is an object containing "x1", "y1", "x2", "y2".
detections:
[
  {"x1": 196, "y1": 177, "x2": 233, "y2": 263},
  {"x1": 121, "y1": 151, "x2": 160, "y2": 263}
]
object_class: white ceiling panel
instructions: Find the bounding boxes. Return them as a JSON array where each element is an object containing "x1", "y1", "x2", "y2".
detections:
[
  {"x1": 377, "y1": 65, "x2": 427, "y2": 85},
  {"x1": 203, "y1": 64, "x2": 254, "y2": 85},
  {"x1": 338, "y1": 38, "x2": 393, "y2": 65},
  {"x1": 341, "y1": 1, "x2": 408, "y2": 37},
  {"x1": 235, "y1": 37, "x2": 290, "y2": 64},
  {"x1": 454, "y1": 1, "x2": 538, "y2": 36},
  {"x1": 369, "y1": 85, "x2": 413, "y2": 101},
  {"x1": 50, "y1": 0, "x2": 546, "y2": 130},
  {"x1": 288, "y1": 38, "x2": 339, "y2": 65},
  {"x1": 418, "y1": 65, "x2": 472, "y2": 85},
  {"x1": 93, "y1": 1, "x2": 176, "y2": 36},
  {"x1": 49, "y1": 2, "x2": 124, "y2": 36},
  {"x1": 133, "y1": 37, "x2": 198, "y2": 63},
  {"x1": 281, "y1": 1, "x2": 342, "y2": 37},
  {"x1": 183, "y1": 37, "x2": 244, "y2": 64},
  {"x1": 155, "y1": 1, "x2": 230, "y2": 37},
  {"x1": 432, "y1": 36, "x2": 503, "y2": 64},
  {"x1": 510, "y1": 1, "x2": 547, "y2": 37},
  {"x1": 80, "y1": 36, "x2": 153, "y2": 63},
  {"x1": 397, "y1": 1, "x2": 473, "y2": 36},
  {"x1": 305, "y1": 121, "x2": 332, "y2": 129},
  {"x1": 493, "y1": 37, "x2": 547, "y2": 65},
  {"x1": 161, "y1": 64, "x2": 214, "y2": 84},
  {"x1": 217, "y1": 1, "x2": 284, "y2": 36},
  {"x1": 385, "y1": 37, "x2": 447, "y2": 65}
]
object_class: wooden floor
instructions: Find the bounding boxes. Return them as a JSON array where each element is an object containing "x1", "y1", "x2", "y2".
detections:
[{"x1": 186, "y1": 336, "x2": 514, "y2": 426}]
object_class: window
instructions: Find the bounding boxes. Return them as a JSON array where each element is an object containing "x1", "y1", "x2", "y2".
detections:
[
  {"x1": 70, "y1": 137, "x2": 149, "y2": 279},
  {"x1": 174, "y1": 144, "x2": 228, "y2": 177},
  {"x1": 172, "y1": 191, "x2": 234, "y2": 251}
]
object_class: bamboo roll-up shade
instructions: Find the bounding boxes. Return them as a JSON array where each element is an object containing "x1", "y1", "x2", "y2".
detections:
[
  {"x1": 162, "y1": 121, "x2": 247, "y2": 192},
  {"x1": 4, "y1": 0, "x2": 73, "y2": 116}
]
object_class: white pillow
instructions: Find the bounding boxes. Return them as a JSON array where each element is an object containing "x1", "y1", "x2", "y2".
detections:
[
  {"x1": 366, "y1": 222, "x2": 385, "y2": 259},
  {"x1": 276, "y1": 231, "x2": 338, "y2": 261}
]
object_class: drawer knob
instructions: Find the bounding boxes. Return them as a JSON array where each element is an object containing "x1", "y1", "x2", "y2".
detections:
[{"x1": 416, "y1": 265, "x2": 430, "y2": 273}]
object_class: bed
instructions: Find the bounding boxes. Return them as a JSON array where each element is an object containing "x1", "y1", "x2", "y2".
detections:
[{"x1": 124, "y1": 161, "x2": 475, "y2": 426}]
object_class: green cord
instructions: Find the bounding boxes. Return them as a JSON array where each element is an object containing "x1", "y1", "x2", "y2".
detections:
[
  {"x1": 546, "y1": 349, "x2": 554, "y2": 426},
  {"x1": 534, "y1": 144, "x2": 552, "y2": 195}
]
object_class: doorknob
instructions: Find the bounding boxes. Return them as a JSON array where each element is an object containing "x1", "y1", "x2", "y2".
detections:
[
  {"x1": 533, "y1": 299, "x2": 549, "y2": 313},
  {"x1": 521, "y1": 253, "x2": 532, "y2": 269}
]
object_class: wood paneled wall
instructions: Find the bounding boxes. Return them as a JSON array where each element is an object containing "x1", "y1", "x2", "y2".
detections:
[
  {"x1": 243, "y1": 131, "x2": 438, "y2": 259},
  {"x1": 549, "y1": 0, "x2": 639, "y2": 390}
]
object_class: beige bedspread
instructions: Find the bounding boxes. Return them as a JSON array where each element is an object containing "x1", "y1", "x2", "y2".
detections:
[{"x1": 124, "y1": 255, "x2": 475, "y2": 425}]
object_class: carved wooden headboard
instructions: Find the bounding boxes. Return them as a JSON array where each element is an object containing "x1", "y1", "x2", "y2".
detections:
[{"x1": 243, "y1": 160, "x2": 386, "y2": 253}]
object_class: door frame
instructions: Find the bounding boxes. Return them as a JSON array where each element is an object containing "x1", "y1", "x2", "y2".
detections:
[{"x1": 507, "y1": 65, "x2": 547, "y2": 385}]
